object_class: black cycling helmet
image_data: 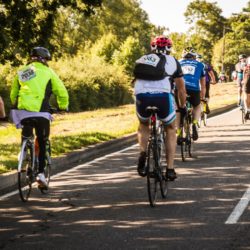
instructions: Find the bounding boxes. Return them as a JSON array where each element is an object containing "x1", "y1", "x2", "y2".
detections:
[
  {"x1": 239, "y1": 54, "x2": 247, "y2": 60},
  {"x1": 182, "y1": 47, "x2": 196, "y2": 59},
  {"x1": 30, "y1": 47, "x2": 51, "y2": 61}
]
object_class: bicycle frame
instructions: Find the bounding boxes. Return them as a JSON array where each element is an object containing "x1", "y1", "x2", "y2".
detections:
[{"x1": 146, "y1": 106, "x2": 168, "y2": 207}]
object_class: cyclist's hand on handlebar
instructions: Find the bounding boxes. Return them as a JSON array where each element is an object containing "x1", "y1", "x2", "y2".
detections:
[{"x1": 49, "y1": 107, "x2": 68, "y2": 114}]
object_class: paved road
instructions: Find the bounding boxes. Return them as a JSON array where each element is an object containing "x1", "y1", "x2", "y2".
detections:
[{"x1": 0, "y1": 108, "x2": 249, "y2": 250}]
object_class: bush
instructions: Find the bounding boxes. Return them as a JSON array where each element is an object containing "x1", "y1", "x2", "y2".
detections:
[{"x1": 50, "y1": 54, "x2": 133, "y2": 112}]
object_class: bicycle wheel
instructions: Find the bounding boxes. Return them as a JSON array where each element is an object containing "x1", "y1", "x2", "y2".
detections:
[
  {"x1": 147, "y1": 142, "x2": 159, "y2": 207},
  {"x1": 180, "y1": 120, "x2": 188, "y2": 162},
  {"x1": 158, "y1": 130, "x2": 168, "y2": 198},
  {"x1": 18, "y1": 141, "x2": 34, "y2": 202}
]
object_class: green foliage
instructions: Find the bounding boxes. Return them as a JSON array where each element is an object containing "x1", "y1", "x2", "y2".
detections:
[
  {"x1": 170, "y1": 33, "x2": 187, "y2": 59},
  {"x1": 112, "y1": 36, "x2": 145, "y2": 74},
  {"x1": 0, "y1": 0, "x2": 102, "y2": 63},
  {"x1": 184, "y1": 0, "x2": 225, "y2": 41},
  {"x1": 0, "y1": 62, "x2": 17, "y2": 112},
  {"x1": 90, "y1": 33, "x2": 119, "y2": 63},
  {"x1": 50, "y1": 54, "x2": 133, "y2": 112}
]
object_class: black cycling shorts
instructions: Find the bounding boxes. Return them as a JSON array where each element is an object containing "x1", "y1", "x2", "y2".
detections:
[{"x1": 186, "y1": 89, "x2": 201, "y2": 107}]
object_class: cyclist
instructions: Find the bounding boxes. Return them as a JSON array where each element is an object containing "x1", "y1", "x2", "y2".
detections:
[
  {"x1": 10, "y1": 47, "x2": 69, "y2": 188},
  {"x1": 243, "y1": 56, "x2": 250, "y2": 119},
  {"x1": 235, "y1": 54, "x2": 247, "y2": 106},
  {"x1": 196, "y1": 54, "x2": 216, "y2": 114},
  {"x1": 178, "y1": 47, "x2": 206, "y2": 141},
  {"x1": 134, "y1": 35, "x2": 186, "y2": 180},
  {"x1": 0, "y1": 96, "x2": 8, "y2": 122}
]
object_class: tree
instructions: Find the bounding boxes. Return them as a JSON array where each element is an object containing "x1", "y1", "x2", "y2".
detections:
[
  {"x1": 184, "y1": 0, "x2": 226, "y2": 61},
  {"x1": 112, "y1": 36, "x2": 145, "y2": 74},
  {"x1": 0, "y1": 0, "x2": 102, "y2": 63}
]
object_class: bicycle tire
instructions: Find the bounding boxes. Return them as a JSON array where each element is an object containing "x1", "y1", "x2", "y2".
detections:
[
  {"x1": 18, "y1": 140, "x2": 34, "y2": 202},
  {"x1": 180, "y1": 119, "x2": 188, "y2": 162},
  {"x1": 158, "y1": 129, "x2": 168, "y2": 198},
  {"x1": 147, "y1": 142, "x2": 158, "y2": 207}
]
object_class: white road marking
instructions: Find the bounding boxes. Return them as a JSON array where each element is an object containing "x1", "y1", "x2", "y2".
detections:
[
  {"x1": 225, "y1": 185, "x2": 250, "y2": 224},
  {"x1": 0, "y1": 144, "x2": 138, "y2": 201}
]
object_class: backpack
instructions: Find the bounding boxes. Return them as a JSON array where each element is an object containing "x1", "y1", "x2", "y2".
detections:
[{"x1": 133, "y1": 53, "x2": 167, "y2": 80}]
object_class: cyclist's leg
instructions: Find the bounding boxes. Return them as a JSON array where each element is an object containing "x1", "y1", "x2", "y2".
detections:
[
  {"x1": 21, "y1": 118, "x2": 34, "y2": 140},
  {"x1": 0, "y1": 96, "x2": 6, "y2": 119},
  {"x1": 34, "y1": 117, "x2": 50, "y2": 174},
  {"x1": 188, "y1": 90, "x2": 200, "y2": 141},
  {"x1": 158, "y1": 93, "x2": 177, "y2": 180},
  {"x1": 173, "y1": 89, "x2": 182, "y2": 143},
  {"x1": 135, "y1": 94, "x2": 151, "y2": 176},
  {"x1": 205, "y1": 83, "x2": 210, "y2": 113},
  {"x1": 237, "y1": 79, "x2": 243, "y2": 106},
  {"x1": 244, "y1": 82, "x2": 250, "y2": 119}
]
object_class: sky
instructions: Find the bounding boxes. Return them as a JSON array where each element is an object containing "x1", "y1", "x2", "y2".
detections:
[{"x1": 140, "y1": 0, "x2": 249, "y2": 33}]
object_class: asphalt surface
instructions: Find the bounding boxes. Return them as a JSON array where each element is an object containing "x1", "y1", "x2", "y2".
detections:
[{"x1": 0, "y1": 107, "x2": 250, "y2": 250}]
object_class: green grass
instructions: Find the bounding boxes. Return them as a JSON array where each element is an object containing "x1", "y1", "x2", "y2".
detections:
[
  {"x1": 0, "y1": 104, "x2": 138, "y2": 174},
  {"x1": 0, "y1": 83, "x2": 238, "y2": 174}
]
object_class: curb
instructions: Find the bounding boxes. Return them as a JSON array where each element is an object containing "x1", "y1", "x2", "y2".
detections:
[{"x1": 0, "y1": 103, "x2": 238, "y2": 195}]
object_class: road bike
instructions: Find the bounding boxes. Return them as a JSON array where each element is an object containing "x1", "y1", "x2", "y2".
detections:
[
  {"x1": 16, "y1": 108, "x2": 60, "y2": 202},
  {"x1": 198, "y1": 100, "x2": 207, "y2": 127},
  {"x1": 146, "y1": 106, "x2": 168, "y2": 207},
  {"x1": 18, "y1": 132, "x2": 52, "y2": 202},
  {"x1": 179, "y1": 96, "x2": 193, "y2": 162}
]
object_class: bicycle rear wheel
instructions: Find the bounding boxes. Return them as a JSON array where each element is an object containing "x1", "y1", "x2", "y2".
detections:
[
  {"x1": 18, "y1": 142, "x2": 34, "y2": 202},
  {"x1": 147, "y1": 142, "x2": 159, "y2": 207},
  {"x1": 158, "y1": 130, "x2": 168, "y2": 198},
  {"x1": 180, "y1": 120, "x2": 188, "y2": 162}
]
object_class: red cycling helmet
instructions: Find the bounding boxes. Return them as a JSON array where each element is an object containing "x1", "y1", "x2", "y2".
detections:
[{"x1": 151, "y1": 36, "x2": 172, "y2": 52}]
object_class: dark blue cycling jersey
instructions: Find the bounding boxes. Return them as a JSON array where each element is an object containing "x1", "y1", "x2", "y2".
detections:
[{"x1": 179, "y1": 59, "x2": 205, "y2": 91}]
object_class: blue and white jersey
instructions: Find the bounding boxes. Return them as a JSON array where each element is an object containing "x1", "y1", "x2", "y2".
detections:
[{"x1": 179, "y1": 59, "x2": 205, "y2": 91}]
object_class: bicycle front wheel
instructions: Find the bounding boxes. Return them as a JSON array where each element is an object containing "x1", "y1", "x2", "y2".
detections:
[
  {"x1": 147, "y1": 142, "x2": 159, "y2": 207},
  {"x1": 18, "y1": 142, "x2": 33, "y2": 202}
]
